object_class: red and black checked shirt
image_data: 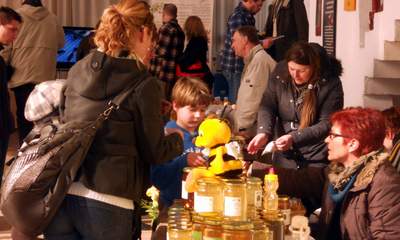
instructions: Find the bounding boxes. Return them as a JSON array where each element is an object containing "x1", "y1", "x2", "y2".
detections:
[{"x1": 150, "y1": 19, "x2": 185, "y2": 86}]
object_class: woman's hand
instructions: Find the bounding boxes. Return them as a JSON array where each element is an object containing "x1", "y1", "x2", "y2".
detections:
[
  {"x1": 275, "y1": 134, "x2": 293, "y2": 151},
  {"x1": 187, "y1": 152, "x2": 207, "y2": 167},
  {"x1": 247, "y1": 133, "x2": 268, "y2": 154}
]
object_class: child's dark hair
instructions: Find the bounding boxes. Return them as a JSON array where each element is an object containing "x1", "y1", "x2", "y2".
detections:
[{"x1": 0, "y1": 6, "x2": 22, "y2": 25}]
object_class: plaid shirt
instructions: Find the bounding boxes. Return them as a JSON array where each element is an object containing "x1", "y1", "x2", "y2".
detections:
[
  {"x1": 220, "y1": 3, "x2": 256, "y2": 73},
  {"x1": 150, "y1": 19, "x2": 185, "y2": 85},
  {"x1": 24, "y1": 79, "x2": 65, "y2": 122}
]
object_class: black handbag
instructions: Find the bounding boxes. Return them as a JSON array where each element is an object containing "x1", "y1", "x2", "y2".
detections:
[{"x1": 0, "y1": 76, "x2": 144, "y2": 236}]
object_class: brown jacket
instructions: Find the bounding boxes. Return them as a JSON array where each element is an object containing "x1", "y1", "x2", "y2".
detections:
[
  {"x1": 253, "y1": 152, "x2": 400, "y2": 239},
  {"x1": 1, "y1": 5, "x2": 64, "y2": 88}
]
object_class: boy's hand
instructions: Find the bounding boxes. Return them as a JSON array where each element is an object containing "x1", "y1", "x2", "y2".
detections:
[{"x1": 187, "y1": 152, "x2": 207, "y2": 167}]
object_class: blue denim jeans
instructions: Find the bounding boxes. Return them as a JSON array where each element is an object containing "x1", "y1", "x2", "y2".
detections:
[
  {"x1": 222, "y1": 70, "x2": 242, "y2": 104},
  {"x1": 44, "y1": 195, "x2": 134, "y2": 240}
]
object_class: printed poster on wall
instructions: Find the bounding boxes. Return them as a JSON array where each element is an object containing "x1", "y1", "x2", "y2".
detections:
[
  {"x1": 323, "y1": 0, "x2": 337, "y2": 56},
  {"x1": 148, "y1": 0, "x2": 215, "y2": 65},
  {"x1": 315, "y1": 0, "x2": 322, "y2": 36}
]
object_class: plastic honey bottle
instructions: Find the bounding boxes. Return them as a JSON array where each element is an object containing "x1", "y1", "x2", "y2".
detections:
[{"x1": 263, "y1": 168, "x2": 279, "y2": 213}]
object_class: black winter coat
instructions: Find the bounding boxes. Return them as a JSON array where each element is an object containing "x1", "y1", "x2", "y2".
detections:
[
  {"x1": 264, "y1": 0, "x2": 309, "y2": 61},
  {"x1": 63, "y1": 51, "x2": 183, "y2": 201},
  {"x1": 257, "y1": 57, "x2": 343, "y2": 165},
  {"x1": 0, "y1": 45, "x2": 13, "y2": 139},
  {"x1": 253, "y1": 152, "x2": 400, "y2": 239}
]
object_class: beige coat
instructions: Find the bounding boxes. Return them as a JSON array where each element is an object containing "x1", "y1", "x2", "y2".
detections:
[
  {"x1": 1, "y1": 5, "x2": 64, "y2": 88},
  {"x1": 234, "y1": 44, "x2": 276, "y2": 134}
]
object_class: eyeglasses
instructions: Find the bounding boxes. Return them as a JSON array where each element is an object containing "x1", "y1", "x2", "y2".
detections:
[{"x1": 328, "y1": 132, "x2": 351, "y2": 140}]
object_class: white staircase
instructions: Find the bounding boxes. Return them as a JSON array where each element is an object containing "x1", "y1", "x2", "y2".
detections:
[{"x1": 364, "y1": 19, "x2": 400, "y2": 110}]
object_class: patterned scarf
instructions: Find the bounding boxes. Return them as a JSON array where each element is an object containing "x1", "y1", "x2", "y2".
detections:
[{"x1": 327, "y1": 150, "x2": 387, "y2": 191}]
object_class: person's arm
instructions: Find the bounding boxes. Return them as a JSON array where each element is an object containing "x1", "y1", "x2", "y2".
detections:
[
  {"x1": 151, "y1": 153, "x2": 188, "y2": 190},
  {"x1": 256, "y1": 66, "x2": 280, "y2": 137},
  {"x1": 368, "y1": 165, "x2": 400, "y2": 238},
  {"x1": 134, "y1": 76, "x2": 183, "y2": 164},
  {"x1": 235, "y1": 53, "x2": 276, "y2": 131},
  {"x1": 289, "y1": 78, "x2": 344, "y2": 147},
  {"x1": 155, "y1": 25, "x2": 172, "y2": 58},
  {"x1": 293, "y1": 0, "x2": 309, "y2": 42}
]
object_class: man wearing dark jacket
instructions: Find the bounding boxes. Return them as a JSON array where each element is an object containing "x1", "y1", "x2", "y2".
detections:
[
  {"x1": 263, "y1": 0, "x2": 309, "y2": 61},
  {"x1": 149, "y1": 3, "x2": 185, "y2": 100},
  {"x1": 0, "y1": 6, "x2": 22, "y2": 184}
]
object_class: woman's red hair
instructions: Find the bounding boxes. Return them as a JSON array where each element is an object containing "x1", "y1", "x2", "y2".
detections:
[{"x1": 330, "y1": 107, "x2": 385, "y2": 155}]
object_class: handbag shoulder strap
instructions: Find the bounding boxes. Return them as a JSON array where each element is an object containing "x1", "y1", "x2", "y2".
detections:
[
  {"x1": 110, "y1": 73, "x2": 147, "y2": 106},
  {"x1": 100, "y1": 70, "x2": 149, "y2": 121}
]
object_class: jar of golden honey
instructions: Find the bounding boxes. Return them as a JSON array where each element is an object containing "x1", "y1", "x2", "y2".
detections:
[
  {"x1": 222, "y1": 179, "x2": 247, "y2": 221},
  {"x1": 181, "y1": 167, "x2": 194, "y2": 208},
  {"x1": 168, "y1": 224, "x2": 192, "y2": 240},
  {"x1": 252, "y1": 219, "x2": 271, "y2": 240},
  {"x1": 203, "y1": 216, "x2": 223, "y2": 240},
  {"x1": 192, "y1": 214, "x2": 206, "y2": 240},
  {"x1": 246, "y1": 177, "x2": 263, "y2": 220},
  {"x1": 247, "y1": 177, "x2": 263, "y2": 209},
  {"x1": 278, "y1": 195, "x2": 291, "y2": 232},
  {"x1": 222, "y1": 220, "x2": 253, "y2": 240},
  {"x1": 194, "y1": 177, "x2": 223, "y2": 216}
]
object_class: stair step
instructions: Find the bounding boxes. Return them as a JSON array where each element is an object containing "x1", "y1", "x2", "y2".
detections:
[
  {"x1": 373, "y1": 59, "x2": 400, "y2": 78},
  {"x1": 363, "y1": 95, "x2": 395, "y2": 110},
  {"x1": 384, "y1": 41, "x2": 400, "y2": 61},
  {"x1": 396, "y1": 19, "x2": 400, "y2": 41},
  {"x1": 364, "y1": 77, "x2": 400, "y2": 95}
]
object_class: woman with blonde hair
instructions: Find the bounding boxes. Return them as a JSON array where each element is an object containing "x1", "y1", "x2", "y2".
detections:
[
  {"x1": 176, "y1": 16, "x2": 213, "y2": 89},
  {"x1": 43, "y1": 1, "x2": 183, "y2": 239}
]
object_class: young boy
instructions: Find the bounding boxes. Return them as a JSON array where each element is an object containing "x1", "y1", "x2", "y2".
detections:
[{"x1": 150, "y1": 77, "x2": 212, "y2": 209}]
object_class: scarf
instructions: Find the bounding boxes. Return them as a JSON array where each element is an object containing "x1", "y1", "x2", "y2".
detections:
[{"x1": 327, "y1": 150, "x2": 388, "y2": 191}]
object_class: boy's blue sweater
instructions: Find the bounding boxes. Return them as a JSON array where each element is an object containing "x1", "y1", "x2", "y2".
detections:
[{"x1": 150, "y1": 121, "x2": 200, "y2": 207}]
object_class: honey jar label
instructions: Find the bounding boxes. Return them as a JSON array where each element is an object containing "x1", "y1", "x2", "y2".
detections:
[
  {"x1": 194, "y1": 193, "x2": 214, "y2": 212},
  {"x1": 255, "y1": 190, "x2": 263, "y2": 208},
  {"x1": 224, "y1": 196, "x2": 242, "y2": 216},
  {"x1": 281, "y1": 209, "x2": 291, "y2": 225},
  {"x1": 181, "y1": 180, "x2": 188, "y2": 199}
]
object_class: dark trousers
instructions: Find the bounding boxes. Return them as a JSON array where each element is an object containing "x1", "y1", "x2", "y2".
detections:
[
  {"x1": 11, "y1": 83, "x2": 34, "y2": 145},
  {"x1": 44, "y1": 195, "x2": 135, "y2": 240},
  {"x1": 0, "y1": 136, "x2": 8, "y2": 183}
]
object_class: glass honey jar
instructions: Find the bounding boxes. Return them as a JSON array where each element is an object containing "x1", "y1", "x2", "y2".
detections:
[
  {"x1": 168, "y1": 224, "x2": 192, "y2": 240},
  {"x1": 252, "y1": 219, "x2": 271, "y2": 240},
  {"x1": 222, "y1": 220, "x2": 253, "y2": 240},
  {"x1": 246, "y1": 177, "x2": 263, "y2": 220},
  {"x1": 194, "y1": 177, "x2": 223, "y2": 216},
  {"x1": 223, "y1": 178, "x2": 247, "y2": 221},
  {"x1": 247, "y1": 177, "x2": 263, "y2": 209},
  {"x1": 192, "y1": 214, "x2": 206, "y2": 240},
  {"x1": 203, "y1": 216, "x2": 223, "y2": 240},
  {"x1": 278, "y1": 195, "x2": 291, "y2": 232},
  {"x1": 181, "y1": 167, "x2": 194, "y2": 208}
]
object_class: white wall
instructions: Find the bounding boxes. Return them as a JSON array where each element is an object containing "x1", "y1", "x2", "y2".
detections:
[{"x1": 306, "y1": 0, "x2": 400, "y2": 107}]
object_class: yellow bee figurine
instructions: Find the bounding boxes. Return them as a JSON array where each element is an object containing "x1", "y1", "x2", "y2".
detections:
[{"x1": 186, "y1": 118, "x2": 242, "y2": 192}]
